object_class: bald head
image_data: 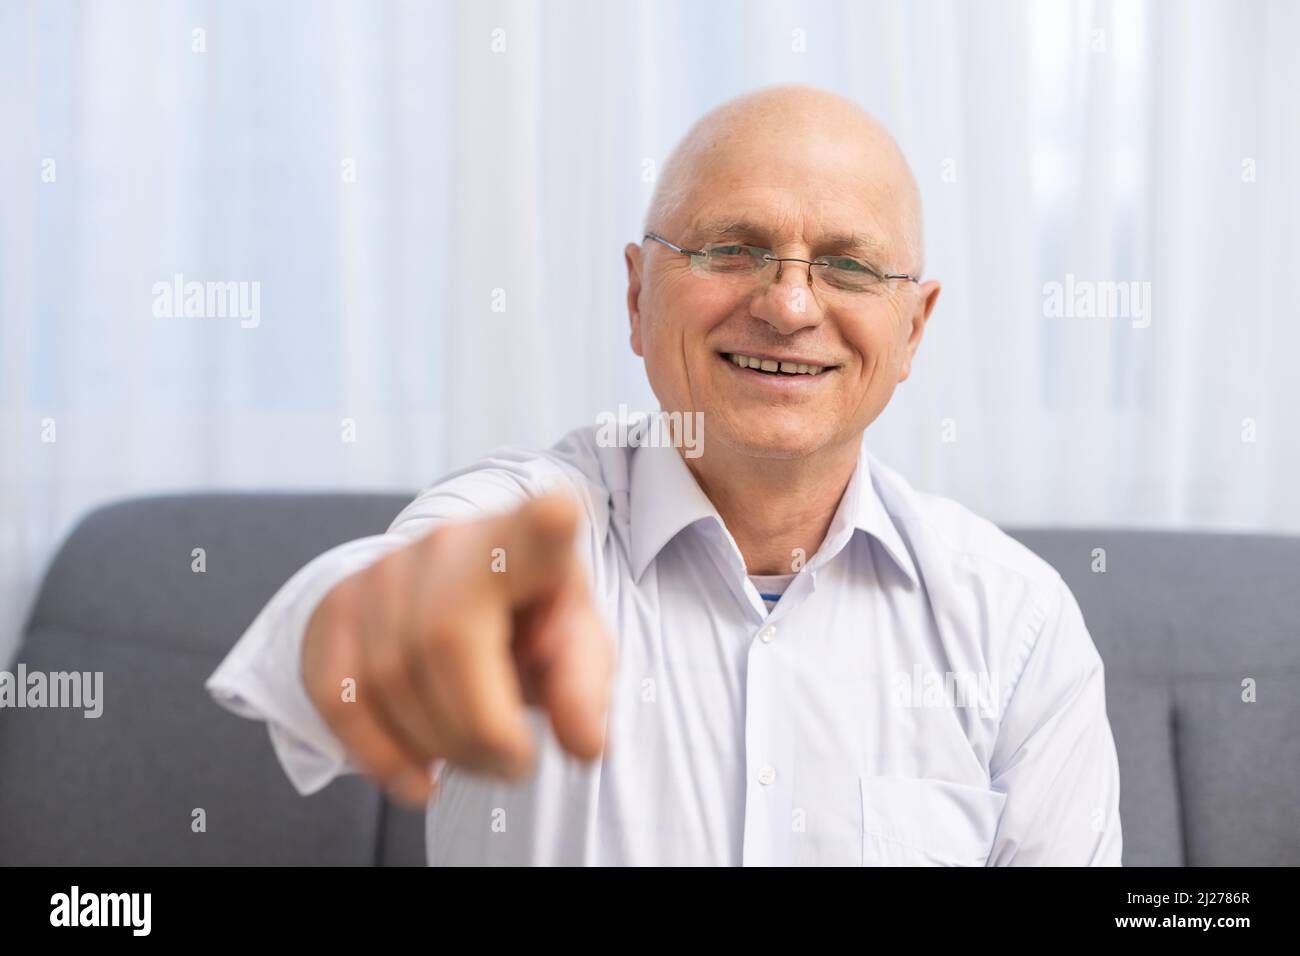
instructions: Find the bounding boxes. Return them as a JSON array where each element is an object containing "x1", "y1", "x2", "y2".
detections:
[{"x1": 645, "y1": 84, "x2": 925, "y2": 273}]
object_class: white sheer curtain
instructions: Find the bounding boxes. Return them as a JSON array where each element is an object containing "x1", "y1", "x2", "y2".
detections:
[{"x1": 3, "y1": 0, "x2": 1297, "y2": 664}]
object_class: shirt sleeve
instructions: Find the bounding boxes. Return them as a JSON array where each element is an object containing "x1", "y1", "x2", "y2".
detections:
[
  {"x1": 203, "y1": 448, "x2": 580, "y2": 797},
  {"x1": 986, "y1": 575, "x2": 1124, "y2": 865},
  {"x1": 205, "y1": 532, "x2": 412, "y2": 795}
]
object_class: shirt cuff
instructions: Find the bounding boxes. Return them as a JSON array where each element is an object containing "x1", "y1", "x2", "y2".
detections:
[{"x1": 205, "y1": 534, "x2": 409, "y2": 796}]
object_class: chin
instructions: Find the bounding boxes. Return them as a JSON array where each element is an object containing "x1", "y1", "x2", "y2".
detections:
[{"x1": 708, "y1": 412, "x2": 832, "y2": 461}]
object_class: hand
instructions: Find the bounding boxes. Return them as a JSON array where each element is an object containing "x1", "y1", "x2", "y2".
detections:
[{"x1": 301, "y1": 494, "x2": 614, "y2": 806}]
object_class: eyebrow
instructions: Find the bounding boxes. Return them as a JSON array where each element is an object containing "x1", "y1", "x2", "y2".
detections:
[{"x1": 690, "y1": 218, "x2": 890, "y2": 261}]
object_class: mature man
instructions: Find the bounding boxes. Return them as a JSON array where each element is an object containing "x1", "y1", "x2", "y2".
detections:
[{"x1": 208, "y1": 84, "x2": 1122, "y2": 865}]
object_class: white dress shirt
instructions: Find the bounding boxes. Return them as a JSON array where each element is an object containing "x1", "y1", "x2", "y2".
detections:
[{"x1": 207, "y1": 424, "x2": 1123, "y2": 866}]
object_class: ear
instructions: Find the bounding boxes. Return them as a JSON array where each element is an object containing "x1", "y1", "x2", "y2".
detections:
[
  {"x1": 625, "y1": 242, "x2": 645, "y2": 357},
  {"x1": 896, "y1": 279, "x2": 940, "y2": 383}
]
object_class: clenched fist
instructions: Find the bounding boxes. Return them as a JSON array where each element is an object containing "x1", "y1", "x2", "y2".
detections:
[{"x1": 301, "y1": 494, "x2": 614, "y2": 806}]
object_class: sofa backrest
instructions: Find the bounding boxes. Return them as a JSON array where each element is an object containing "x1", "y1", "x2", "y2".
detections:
[
  {"x1": 0, "y1": 493, "x2": 424, "y2": 866},
  {"x1": 1004, "y1": 528, "x2": 1300, "y2": 866},
  {"x1": 2, "y1": 494, "x2": 1297, "y2": 865}
]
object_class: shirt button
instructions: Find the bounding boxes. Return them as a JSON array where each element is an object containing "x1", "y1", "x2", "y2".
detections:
[
  {"x1": 759, "y1": 625, "x2": 776, "y2": 643},
  {"x1": 757, "y1": 765, "x2": 777, "y2": 786}
]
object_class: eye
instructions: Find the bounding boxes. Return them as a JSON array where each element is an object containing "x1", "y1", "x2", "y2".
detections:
[
  {"x1": 694, "y1": 243, "x2": 765, "y2": 276},
  {"x1": 822, "y1": 255, "x2": 871, "y2": 273}
]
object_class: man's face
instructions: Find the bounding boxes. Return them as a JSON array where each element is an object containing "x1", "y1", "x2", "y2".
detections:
[{"x1": 626, "y1": 123, "x2": 939, "y2": 462}]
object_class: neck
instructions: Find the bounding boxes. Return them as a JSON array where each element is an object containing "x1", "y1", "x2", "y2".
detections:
[{"x1": 682, "y1": 433, "x2": 863, "y2": 575}]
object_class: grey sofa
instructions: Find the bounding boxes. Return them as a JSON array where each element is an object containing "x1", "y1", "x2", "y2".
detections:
[{"x1": 2, "y1": 493, "x2": 1297, "y2": 865}]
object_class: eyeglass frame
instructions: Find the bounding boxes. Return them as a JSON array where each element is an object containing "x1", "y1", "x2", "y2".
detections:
[{"x1": 642, "y1": 231, "x2": 921, "y2": 288}]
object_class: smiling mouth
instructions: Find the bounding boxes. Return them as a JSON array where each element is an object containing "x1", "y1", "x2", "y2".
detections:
[{"x1": 720, "y1": 352, "x2": 835, "y2": 377}]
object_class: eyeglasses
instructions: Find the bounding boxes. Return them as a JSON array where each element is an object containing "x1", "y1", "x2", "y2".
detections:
[{"x1": 643, "y1": 232, "x2": 919, "y2": 294}]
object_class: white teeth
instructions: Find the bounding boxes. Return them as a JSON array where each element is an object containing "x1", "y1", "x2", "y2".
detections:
[{"x1": 727, "y1": 353, "x2": 825, "y2": 376}]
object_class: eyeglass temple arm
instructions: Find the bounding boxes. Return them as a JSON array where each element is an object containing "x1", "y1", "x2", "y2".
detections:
[{"x1": 643, "y1": 232, "x2": 707, "y2": 256}]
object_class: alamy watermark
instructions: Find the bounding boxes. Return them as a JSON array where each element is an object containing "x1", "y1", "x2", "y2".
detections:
[
  {"x1": 0, "y1": 664, "x2": 103, "y2": 718},
  {"x1": 595, "y1": 406, "x2": 704, "y2": 459},
  {"x1": 50, "y1": 886, "x2": 150, "y2": 936},
  {"x1": 152, "y1": 272, "x2": 260, "y2": 328},
  {"x1": 890, "y1": 665, "x2": 1000, "y2": 719},
  {"x1": 1042, "y1": 273, "x2": 1151, "y2": 328}
]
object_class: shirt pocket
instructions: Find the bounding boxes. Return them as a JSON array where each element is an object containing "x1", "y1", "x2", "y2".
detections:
[{"x1": 859, "y1": 775, "x2": 1007, "y2": 867}]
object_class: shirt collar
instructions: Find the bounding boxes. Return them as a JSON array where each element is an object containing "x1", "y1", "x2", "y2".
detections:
[
  {"x1": 628, "y1": 436, "x2": 919, "y2": 588},
  {"x1": 628, "y1": 438, "x2": 721, "y2": 582},
  {"x1": 815, "y1": 443, "x2": 919, "y2": 587}
]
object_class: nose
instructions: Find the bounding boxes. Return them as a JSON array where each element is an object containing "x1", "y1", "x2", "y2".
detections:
[{"x1": 748, "y1": 256, "x2": 825, "y2": 335}]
